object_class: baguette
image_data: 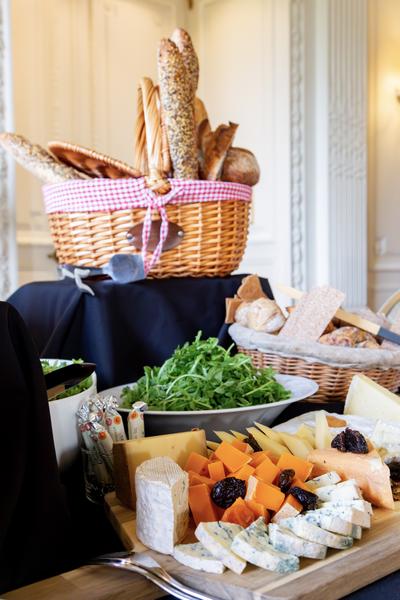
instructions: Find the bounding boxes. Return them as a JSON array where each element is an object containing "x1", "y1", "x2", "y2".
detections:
[
  {"x1": 158, "y1": 39, "x2": 198, "y2": 179},
  {"x1": 221, "y1": 147, "x2": 260, "y2": 186},
  {"x1": 0, "y1": 132, "x2": 86, "y2": 184},
  {"x1": 170, "y1": 28, "x2": 199, "y2": 99}
]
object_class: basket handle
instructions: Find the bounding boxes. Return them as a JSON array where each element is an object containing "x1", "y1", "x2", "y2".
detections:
[{"x1": 379, "y1": 290, "x2": 400, "y2": 318}]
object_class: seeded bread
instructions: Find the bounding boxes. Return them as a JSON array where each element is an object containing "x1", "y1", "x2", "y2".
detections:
[
  {"x1": 158, "y1": 39, "x2": 198, "y2": 179},
  {"x1": 170, "y1": 28, "x2": 199, "y2": 99}
]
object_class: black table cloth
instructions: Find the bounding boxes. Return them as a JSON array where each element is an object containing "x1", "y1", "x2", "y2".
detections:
[{"x1": 7, "y1": 275, "x2": 272, "y2": 390}]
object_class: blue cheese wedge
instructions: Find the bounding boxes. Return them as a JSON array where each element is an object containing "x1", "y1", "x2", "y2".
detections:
[
  {"x1": 173, "y1": 542, "x2": 225, "y2": 574},
  {"x1": 306, "y1": 471, "x2": 341, "y2": 490},
  {"x1": 194, "y1": 522, "x2": 246, "y2": 574},
  {"x1": 319, "y1": 500, "x2": 372, "y2": 527},
  {"x1": 315, "y1": 481, "x2": 362, "y2": 502},
  {"x1": 271, "y1": 502, "x2": 301, "y2": 524},
  {"x1": 302, "y1": 509, "x2": 362, "y2": 539},
  {"x1": 231, "y1": 518, "x2": 299, "y2": 573},
  {"x1": 280, "y1": 516, "x2": 353, "y2": 549},
  {"x1": 135, "y1": 457, "x2": 189, "y2": 554},
  {"x1": 268, "y1": 523, "x2": 327, "y2": 559}
]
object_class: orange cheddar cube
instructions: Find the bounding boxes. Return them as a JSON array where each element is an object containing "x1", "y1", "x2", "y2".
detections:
[
  {"x1": 245, "y1": 499, "x2": 269, "y2": 521},
  {"x1": 185, "y1": 452, "x2": 210, "y2": 476},
  {"x1": 246, "y1": 475, "x2": 285, "y2": 512},
  {"x1": 291, "y1": 478, "x2": 311, "y2": 492},
  {"x1": 254, "y1": 457, "x2": 280, "y2": 484},
  {"x1": 284, "y1": 494, "x2": 303, "y2": 513},
  {"x1": 221, "y1": 498, "x2": 256, "y2": 528},
  {"x1": 208, "y1": 460, "x2": 226, "y2": 482},
  {"x1": 215, "y1": 441, "x2": 251, "y2": 473},
  {"x1": 277, "y1": 452, "x2": 313, "y2": 481},
  {"x1": 188, "y1": 471, "x2": 216, "y2": 490},
  {"x1": 250, "y1": 451, "x2": 278, "y2": 467},
  {"x1": 233, "y1": 463, "x2": 255, "y2": 482},
  {"x1": 188, "y1": 484, "x2": 217, "y2": 525},
  {"x1": 231, "y1": 439, "x2": 252, "y2": 454}
]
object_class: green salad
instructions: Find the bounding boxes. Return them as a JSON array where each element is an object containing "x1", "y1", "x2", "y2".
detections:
[
  {"x1": 41, "y1": 358, "x2": 93, "y2": 401},
  {"x1": 120, "y1": 332, "x2": 290, "y2": 411}
]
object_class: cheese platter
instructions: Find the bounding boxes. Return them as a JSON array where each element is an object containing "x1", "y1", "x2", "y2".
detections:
[{"x1": 99, "y1": 373, "x2": 400, "y2": 600}]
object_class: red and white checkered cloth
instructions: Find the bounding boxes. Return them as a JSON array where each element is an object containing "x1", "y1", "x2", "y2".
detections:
[{"x1": 43, "y1": 178, "x2": 252, "y2": 274}]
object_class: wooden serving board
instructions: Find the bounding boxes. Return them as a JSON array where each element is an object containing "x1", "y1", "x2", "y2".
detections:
[{"x1": 105, "y1": 493, "x2": 400, "y2": 600}]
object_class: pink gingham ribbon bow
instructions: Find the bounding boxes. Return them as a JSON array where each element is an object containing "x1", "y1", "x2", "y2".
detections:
[{"x1": 141, "y1": 186, "x2": 184, "y2": 274}]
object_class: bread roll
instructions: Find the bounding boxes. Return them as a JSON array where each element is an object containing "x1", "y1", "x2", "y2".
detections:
[
  {"x1": 158, "y1": 39, "x2": 198, "y2": 179},
  {"x1": 198, "y1": 121, "x2": 238, "y2": 181},
  {"x1": 170, "y1": 28, "x2": 199, "y2": 99},
  {"x1": 319, "y1": 326, "x2": 378, "y2": 348},
  {"x1": 221, "y1": 147, "x2": 260, "y2": 186},
  {"x1": 236, "y1": 298, "x2": 286, "y2": 333}
]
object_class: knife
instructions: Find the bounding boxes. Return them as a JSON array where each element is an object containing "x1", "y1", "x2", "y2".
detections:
[
  {"x1": 277, "y1": 284, "x2": 400, "y2": 346},
  {"x1": 44, "y1": 362, "x2": 96, "y2": 400}
]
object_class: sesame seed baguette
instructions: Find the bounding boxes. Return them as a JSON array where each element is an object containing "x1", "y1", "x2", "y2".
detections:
[
  {"x1": 170, "y1": 28, "x2": 199, "y2": 99},
  {"x1": 158, "y1": 39, "x2": 198, "y2": 180}
]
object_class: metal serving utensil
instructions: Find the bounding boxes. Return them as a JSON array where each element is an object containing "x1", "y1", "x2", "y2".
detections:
[{"x1": 89, "y1": 551, "x2": 219, "y2": 600}]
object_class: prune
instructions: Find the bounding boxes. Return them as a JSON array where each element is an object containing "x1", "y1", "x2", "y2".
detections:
[
  {"x1": 387, "y1": 461, "x2": 400, "y2": 482},
  {"x1": 288, "y1": 486, "x2": 318, "y2": 511},
  {"x1": 244, "y1": 434, "x2": 262, "y2": 452},
  {"x1": 331, "y1": 428, "x2": 368, "y2": 454},
  {"x1": 277, "y1": 469, "x2": 295, "y2": 494},
  {"x1": 211, "y1": 477, "x2": 246, "y2": 508}
]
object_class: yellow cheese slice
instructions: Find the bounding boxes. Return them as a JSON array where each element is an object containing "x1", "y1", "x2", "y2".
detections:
[
  {"x1": 279, "y1": 432, "x2": 313, "y2": 460},
  {"x1": 214, "y1": 431, "x2": 237, "y2": 444},
  {"x1": 253, "y1": 422, "x2": 283, "y2": 442},
  {"x1": 344, "y1": 374, "x2": 400, "y2": 422},
  {"x1": 246, "y1": 427, "x2": 289, "y2": 457},
  {"x1": 113, "y1": 429, "x2": 207, "y2": 509}
]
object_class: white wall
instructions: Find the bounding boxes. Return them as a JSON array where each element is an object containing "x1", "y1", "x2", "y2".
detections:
[{"x1": 368, "y1": 0, "x2": 400, "y2": 310}]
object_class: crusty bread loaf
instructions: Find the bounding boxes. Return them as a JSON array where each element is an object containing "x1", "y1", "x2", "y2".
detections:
[
  {"x1": 158, "y1": 39, "x2": 198, "y2": 179},
  {"x1": 221, "y1": 147, "x2": 260, "y2": 186},
  {"x1": 0, "y1": 132, "x2": 85, "y2": 184},
  {"x1": 170, "y1": 28, "x2": 199, "y2": 99},
  {"x1": 198, "y1": 120, "x2": 238, "y2": 181}
]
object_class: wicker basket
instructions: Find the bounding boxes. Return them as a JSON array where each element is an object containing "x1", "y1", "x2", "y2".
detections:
[
  {"x1": 238, "y1": 346, "x2": 400, "y2": 402},
  {"x1": 46, "y1": 191, "x2": 250, "y2": 277}
]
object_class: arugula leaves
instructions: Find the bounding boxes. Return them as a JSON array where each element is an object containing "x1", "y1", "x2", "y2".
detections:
[{"x1": 120, "y1": 332, "x2": 290, "y2": 411}]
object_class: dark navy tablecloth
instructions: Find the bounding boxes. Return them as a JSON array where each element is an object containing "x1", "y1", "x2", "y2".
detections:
[{"x1": 8, "y1": 275, "x2": 272, "y2": 390}]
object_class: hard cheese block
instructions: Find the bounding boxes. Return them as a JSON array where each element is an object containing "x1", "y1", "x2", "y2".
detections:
[
  {"x1": 135, "y1": 457, "x2": 188, "y2": 554},
  {"x1": 308, "y1": 447, "x2": 394, "y2": 509},
  {"x1": 113, "y1": 429, "x2": 207, "y2": 508},
  {"x1": 344, "y1": 374, "x2": 400, "y2": 422}
]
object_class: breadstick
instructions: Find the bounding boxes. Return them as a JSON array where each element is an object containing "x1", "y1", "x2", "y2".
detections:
[
  {"x1": 170, "y1": 28, "x2": 199, "y2": 99},
  {"x1": 0, "y1": 132, "x2": 85, "y2": 184},
  {"x1": 158, "y1": 39, "x2": 198, "y2": 179}
]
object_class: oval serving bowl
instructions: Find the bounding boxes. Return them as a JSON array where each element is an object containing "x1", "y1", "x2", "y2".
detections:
[{"x1": 99, "y1": 374, "x2": 318, "y2": 439}]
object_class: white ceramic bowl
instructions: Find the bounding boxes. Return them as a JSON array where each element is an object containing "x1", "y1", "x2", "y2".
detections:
[
  {"x1": 43, "y1": 359, "x2": 97, "y2": 471},
  {"x1": 99, "y1": 374, "x2": 318, "y2": 439}
]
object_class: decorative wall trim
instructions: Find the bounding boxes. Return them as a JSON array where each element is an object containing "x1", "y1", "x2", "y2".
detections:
[
  {"x1": 0, "y1": 0, "x2": 15, "y2": 300},
  {"x1": 289, "y1": 0, "x2": 306, "y2": 290}
]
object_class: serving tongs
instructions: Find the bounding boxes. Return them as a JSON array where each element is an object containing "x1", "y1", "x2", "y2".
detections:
[
  {"x1": 89, "y1": 551, "x2": 219, "y2": 600},
  {"x1": 44, "y1": 362, "x2": 96, "y2": 400}
]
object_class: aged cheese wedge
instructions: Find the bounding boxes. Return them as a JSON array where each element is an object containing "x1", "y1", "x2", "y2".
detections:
[
  {"x1": 268, "y1": 523, "x2": 327, "y2": 559},
  {"x1": 194, "y1": 521, "x2": 246, "y2": 574},
  {"x1": 173, "y1": 542, "x2": 226, "y2": 574},
  {"x1": 231, "y1": 518, "x2": 299, "y2": 573},
  {"x1": 214, "y1": 431, "x2": 237, "y2": 444},
  {"x1": 280, "y1": 516, "x2": 353, "y2": 549},
  {"x1": 230, "y1": 430, "x2": 248, "y2": 441},
  {"x1": 254, "y1": 422, "x2": 283, "y2": 442},
  {"x1": 308, "y1": 447, "x2": 394, "y2": 509},
  {"x1": 296, "y1": 424, "x2": 316, "y2": 448},
  {"x1": 344, "y1": 374, "x2": 400, "y2": 422},
  {"x1": 135, "y1": 457, "x2": 189, "y2": 554},
  {"x1": 113, "y1": 429, "x2": 207, "y2": 509},
  {"x1": 278, "y1": 432, "x2": 313, "y2": 460}
]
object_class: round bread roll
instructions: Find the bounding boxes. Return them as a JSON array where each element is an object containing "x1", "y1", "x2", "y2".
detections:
[
  {"x1": 236, "y1": 298, "x2": 286, "y2": 333},
  {"x1": 221, "y1": 147, "x2": 260, "y2": 186},
  {"x1": 319, "y1": 326, "x2": 378, "y2": 348}
]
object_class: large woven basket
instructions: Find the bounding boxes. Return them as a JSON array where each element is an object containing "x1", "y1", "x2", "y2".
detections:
[
  {"x1": 44, "y1": 178, "x2": 251, "y2": 278},
  {"x1": 238, "y1": 346, "x2": 400, "y2": 402}
]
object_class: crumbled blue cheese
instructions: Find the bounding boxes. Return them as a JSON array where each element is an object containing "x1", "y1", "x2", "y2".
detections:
[
  {"x1": 194, "y1": 522, "x2": 246, "y2": 574},
  {"x1": 231, "y1": 518, "x2": 299, "y2": 573},
  {"x1": 173, "y1": 542, "x2": 225, "y2": 573},
  {"x1": 280, "y1": 516, "x2": 353, "y2": 549},
  {"x1": 268, "y1": 523, "x2": 327, "y2": 559}
]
